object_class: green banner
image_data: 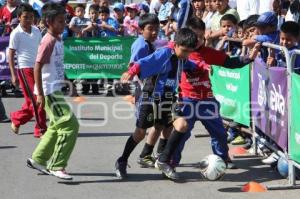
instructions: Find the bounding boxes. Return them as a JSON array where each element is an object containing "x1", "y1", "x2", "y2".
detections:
[
  {"x1": 209, "y1": 65, "x2": 250, "y2": 126},
  {"x1": 63, "y1": 37, "x2": 136, "y2": 79},
  {"x1": 291, "y1": 73, "x2": 300, "y2": 164}
]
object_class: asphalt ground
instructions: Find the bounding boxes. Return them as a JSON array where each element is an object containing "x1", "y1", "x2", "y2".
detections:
[{"x1": 0, "y1": 94, "x2": 299, "y2": 199}]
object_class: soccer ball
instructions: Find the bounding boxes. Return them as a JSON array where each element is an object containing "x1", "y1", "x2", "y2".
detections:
[
  {"x1": 276, "y1": 156, "x2": 300, "y2": 179},
  {"x1": 199, "y1": 154, "x2": 226, "y2": 181}
]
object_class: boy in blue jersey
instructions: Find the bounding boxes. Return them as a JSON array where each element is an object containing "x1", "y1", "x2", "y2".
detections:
[
  {"x1": 115, "y1": 28, "x2": 209, "y2": 180},
  {"x1": 129, "y1": 14, "x2": 173, "y2": 168},
  {"x1": 267, "y1": 21, "x2": 300, "y2": 74},
  {"x1": 242, "y1": 12, "x2": 280, "y2": 61}
]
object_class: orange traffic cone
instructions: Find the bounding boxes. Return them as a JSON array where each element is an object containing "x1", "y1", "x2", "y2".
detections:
[
  {"x1": 73, "y1": 96, "x2": 87, "y2": 103},
  {"x1": 229, "y1": 147, "x2": 247, "y2": 156},
  {"x1": 241, "y1": 181, "x2": 267, "y2": 192}
]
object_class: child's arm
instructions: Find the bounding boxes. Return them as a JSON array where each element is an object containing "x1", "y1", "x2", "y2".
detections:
[
  {"x1": 121, "y1": 48, "x2": 171, "y2": 83},
  {"x1": 223, "y1": 43, "x2": 261, "y2": 68},
  {"x1": 242, "y1": 38, "x2": 257, "y2": 47},
  {"x1": 267, "y1": 48, "x2": 276, "y2": 66},
  {"x1": 69, "y1": 18, "x2": 81, "y2": 34},
  {"x1": 8, "y1": 49, "x2": 18, "y2": 87},
  {"x1": 34, "y1": 62, "x2": 45, "y2": 108},
  {"x1": 8, "y1": 32, "x2": 18, "y2": 87},
  {"x1": 101, "y1": 21, "x2": 118, "y2": 32},
  {"x1": 81, "y1": 23, "x2": 94, "y2": 34}
]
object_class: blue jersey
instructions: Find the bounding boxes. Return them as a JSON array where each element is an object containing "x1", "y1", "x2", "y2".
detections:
[
  {"x1": 276, "y1": 46, "x2": 300, "y2": 74},
  {"x1": 130, "y1": 36, "x2": 155, "y2": 63},
  {"x1": 177, "y1": 0, "x2": 191, "y2": 29},
  {"x1": 136, "y1": 47, "x2": 198, "y2": 97}
]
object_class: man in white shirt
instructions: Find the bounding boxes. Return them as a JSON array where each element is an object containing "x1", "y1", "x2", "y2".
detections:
[{"x1": 236, "y1": 0, "x2": 259, "y2": 21}]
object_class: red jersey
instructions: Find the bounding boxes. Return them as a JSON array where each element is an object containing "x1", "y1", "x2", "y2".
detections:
[
  {"x1": 0, "y1": 5, "x2": 17, "y2": 33},
  {"x1": 180, "y1": 46, "x2": 228, "y2": 100}
]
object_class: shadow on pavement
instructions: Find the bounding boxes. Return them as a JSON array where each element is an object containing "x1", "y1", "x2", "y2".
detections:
[
  {"x1": 0, "y1": 146, "x2": 17, "y2": 149},
  {"x1": 78, "y1": 132, "x2": 132, "y2": 138},
  {"x1": 57, "y1": 173, "x2": 165, "y2": 185}
]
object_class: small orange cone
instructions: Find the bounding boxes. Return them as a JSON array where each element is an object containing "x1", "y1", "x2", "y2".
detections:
[
  {"x1": 73, "y1": 96, "x2": 86, "y2": 103},
  {"x1": 229, "y1": 147, "x2": 247, "y2": 156},
  {"x1": 123, "y1": 95, "x2": 135, "y2": 105},
  {"x1": 241, "y1": 181, "x2": 267, "y2": 192}
]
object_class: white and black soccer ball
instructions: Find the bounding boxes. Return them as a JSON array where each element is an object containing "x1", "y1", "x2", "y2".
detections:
[{"x1": 199, "y1": 154, "x2": 226, "y2": 181}]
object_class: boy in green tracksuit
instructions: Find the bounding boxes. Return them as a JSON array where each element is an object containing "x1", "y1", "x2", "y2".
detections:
[{"x1": 26, "y1": 2, "x2": 79, "y2": 180}]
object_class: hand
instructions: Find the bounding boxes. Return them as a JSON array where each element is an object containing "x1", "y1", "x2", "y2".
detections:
[
  {"x1": 36, "y1": 95, "x2": 45, "y2": 108},
  {"x1": 120, "y1": 72, "x2": 133, "y2": 83},
  {"x1": 267, "y1": 56, "x2": 276, "y2": 67},
  {"x1": 249, "y1": 43, "x2": 261, "y2": 60},
  {"x1": 11, "y1": 75, "x2": 19, "y2": 88}
]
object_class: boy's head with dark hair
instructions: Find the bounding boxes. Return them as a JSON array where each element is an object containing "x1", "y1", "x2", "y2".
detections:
[
  {"x1": 17, "y1": 3, "x2": 34, "y2": 17},
  {"x1": 186, "y1": 17, "x2": 206, "y2": 31},
  {"x1": 174, "y1": 28, "x2": 198, "y2": 59},
  {"x1": 186, "y1": 17, "x2": 206, "y2": 47},
  {"x1": 237, "y1": 20, "x2": 245, "y2": 39},
  {"x1": 138, "y1": 13, "x2": 159, "y2": 42},
  {"x1": 89, "y1": 4, "x2": 99, "y2": 13},
  {"x1": 42, "y1": 2, "x2": 66, "y2": 35},
  {"x1": 89, "y1": 4, "x2": 99, "y2": 21},
  {"x1": 17, "y1": 3, "x2": 35, "y2": 31},
  {"x1": 75, "y1": 4, "x2": 85, "y2": 18},
  {"x1": 280, "y1": 21, "x2": 300, "y2": 49},
  {"x1": 99, "y1": 6, "x2": 110, "y2": 21},
  {"x1": 243, "y1": 14, "x2": 259, "y2": 39},
  {"x1": 220, "y1": 14, "x2": 237, "y2": 36}
]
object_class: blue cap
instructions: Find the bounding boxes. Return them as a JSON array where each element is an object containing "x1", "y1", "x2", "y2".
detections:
[
  {"x1": 139, "y1": 3, "x2": 149, "y2": 13},
  {"x1": 255, "y1": 12, "x2": 278, "y2": 26},
  {"x1": 113, "y1": 2, "x2": 125, "y2": 12}
]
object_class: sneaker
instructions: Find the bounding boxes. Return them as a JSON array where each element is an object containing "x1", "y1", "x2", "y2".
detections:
[
  {"x1": 115, "y1": 158, "x2": 128, "y2": 180},
  {"x1": 225, "y1": 159, "x2": 238, "y2": 169},
  {"x1": 231, "y1": 135, "x2": 246, "y2": 145},
  {"x1": 243, "y1": 137, "x2": 253, "y2": 150},
  {"x1": 156, "y1": 160, "x2": 179, "y2": 180},
  {"x1": 49, "y1": 169, "x2": 73, "y2": 180},
  {"x1": 262, "y1": 152, "x2": 279, "y2": 165},
  {"x1": 11, "y1": 122, "x2": 19, "y2": 134},
  {"x1": 137, "y1": 155, "x2": 155, "y2": 168},
  {"x1": 153, "y1": 152, "x2": 161, "y2": 160},
  {"x1": 0, "y1": 117, "x2": 10, "y2": 123},
  {"x1": 227, "y1": 134, "x2": 237, "y2": 143},
  {"x1": 26, "y1": 158, "x2": 50, "y2": 175}
]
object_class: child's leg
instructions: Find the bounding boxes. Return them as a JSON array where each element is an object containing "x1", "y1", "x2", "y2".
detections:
[
  {"x1": 0, "y1": 96, "x2": 9, "y2": 120},
  {"x1": 172, "y1": 100, "x2": 197, "y2": 165},
  {"x1": 10, "y1": 69, "x2": 35, "y2": 127},
  {"x1": 198, "y1": 99, "x2": 229, "y2": 161},
  {"x1": 45, "y1": 92, "x2": 79, "y2": 171}
]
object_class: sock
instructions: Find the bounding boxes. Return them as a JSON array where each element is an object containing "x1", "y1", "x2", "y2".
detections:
[
  {"x1": 139, "y1": 143, "x2": 154, "y2": 158},
  {"x1": 119, "y1": 135, "x2": 138, "y2": 162},
  {"x1": 159, "y1": 130, "x2": 184, "y2": 163},
  {"x1": 157, "y1": 138, "x2": 168, "y2": 154}
]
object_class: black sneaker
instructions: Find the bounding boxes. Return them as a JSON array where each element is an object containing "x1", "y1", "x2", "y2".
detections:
[
  {"x1": 137, "y1": 155, "x2": 155, "y2": 168},
  {"x1": 115, "y1": 158, "x2": 128, "y2": 179},
  {"x1": 0, "y1": 117, "x2": 10, "y2": 123},
  {"x1": 156, "y1": 160, "x2": 179, "y2": 180}
]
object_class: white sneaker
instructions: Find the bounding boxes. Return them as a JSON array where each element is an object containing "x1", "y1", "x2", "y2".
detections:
[
  {"x1": 27, "y1": 158, "x2": 50, "y2": 175},
  {"x1": 262, "y1": 152, "x2": 279, "y2": 165},
  {"x1": 49, "y1": 169, "x2": 73, "y2": 180}
]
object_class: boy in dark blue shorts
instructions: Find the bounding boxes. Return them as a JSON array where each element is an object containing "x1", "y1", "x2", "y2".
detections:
[{"x1": 115, "y1": 28, "x2": 209, "y2": 180}]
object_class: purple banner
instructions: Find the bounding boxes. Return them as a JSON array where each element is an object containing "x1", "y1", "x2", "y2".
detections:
[
  {"x1": 0, "y1": 36, "x2": 11, "y2": 80},
  {"x1": 252, "y1": 58, "x2": 288, "y2": 150}
]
